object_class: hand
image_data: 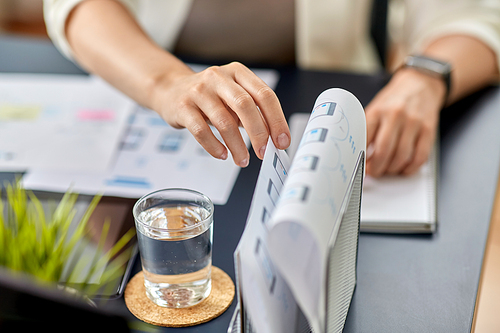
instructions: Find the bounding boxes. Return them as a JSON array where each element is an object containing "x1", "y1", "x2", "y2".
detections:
[
  {"x1": 365, "y1": 68, "x2": 446, "y2": 177},
  {"x1": 151, "y1": 62, "x2": 290, "y2": 167}
]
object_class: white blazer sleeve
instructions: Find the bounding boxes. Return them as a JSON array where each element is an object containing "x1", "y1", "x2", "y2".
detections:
[
  {"x1": 403, "y1": 0, "x2": 500, "y2": 76},
  {"x1": 43, "y1": 0, "x2": 140, "y2": 61}
]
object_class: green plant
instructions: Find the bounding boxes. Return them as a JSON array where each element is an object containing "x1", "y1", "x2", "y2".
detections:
[{"x1": 0, "y1": 179, "x2": 135, "y2": 299}]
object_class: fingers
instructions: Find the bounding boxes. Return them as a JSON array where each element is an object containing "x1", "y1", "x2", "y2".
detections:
[
  {"x1": 402, "y1": 124, "x2": 436, "y2": 175},
  {"x1": 182, "y1": 106, "x2": 229, "y2": 161},
  {"x1": 364, "y1": 69, "x2": 442, "y2": 177},
  {"x1": 159, "y1": 62, "x2": 289, "y2": 167},
  {"x1": 365, "y1": 106, "x2": 380, "y2": 149},
  {"x1": 385, "y1": 116, "x2": 421, "y2": 174},
  {"x1": 195, "y1": 62, "x2": 290, "y2": 163},
  {"x1": 213, "y1": 77, "x2": 272, "y2": 161},
  {"x1": 191, "y1": 86, "x2": 250, "y2": 167},
  {"x1": 230, "y1": 63, "x2": 290, "y2": 152},
  {"x1": 365, "y1": 107, "x2": 403, "y2": 177},
  {"x1": 366, "y1": 107, "x2": 435, "y2": 177}
]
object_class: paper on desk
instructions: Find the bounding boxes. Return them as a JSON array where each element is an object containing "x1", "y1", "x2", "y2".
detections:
[
  {"x1": 236, "y1": 139, "x2": 298, "y2": 333},
  {"x1": 22, "y1": 66, "x2": 279, "y2": 205},
  {"x1": 237, "y1": 89, "x2": 366, "y2": 333},
  {"x1": 267, "y1": 91, "x2": 366, "y2": 332},
  {"x1": 360, "y1": 146, "x2": 437, "y2": 232},
  {"x1": 23, "y1": 106, "x2": 250, "y2": 205},
  {"x1": 0, "y1": 74, "x2": 134, "y2": 172}
]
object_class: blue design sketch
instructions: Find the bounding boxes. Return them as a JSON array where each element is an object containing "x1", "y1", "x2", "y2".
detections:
[
  {"x1": 255, "y1": 238, "x2": 277, "y2": 294},
  {"x1": 105, "y1": 176, "x2": 151, "y2": 188},
  {"x1": 267, "y1": 179, "x2": 280, "y2": 206},
  {"x1": 121, "y1": 128, "x2": 145, "y2": 150},
  {"x1": 299, "y1": 128, "x2": 328, "y2": 148},
  {"x1": 157, "y1": 131, "x2": 184, "y2": 152},
  {"x1": 290, "y1": 155, "x2": 319, "y2": 173},
  {"x1": 281, "y1": 185, "x2": 309, "y2": 203},
  {"x1": 273, "y1": 153, "x2": 287, "y2": 184},
  {"x1": 311, "y1": 102, "x2": 336, "y2": 119}
]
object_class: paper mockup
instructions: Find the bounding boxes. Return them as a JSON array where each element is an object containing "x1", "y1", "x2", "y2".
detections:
[{"x1": 230, "y1": 88, "x2": 366, "y2": 333}]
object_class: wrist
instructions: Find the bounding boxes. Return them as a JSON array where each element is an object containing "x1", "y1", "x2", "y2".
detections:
[
  {"x1": 148, "y1": 59, "x2": 194, "y2": 112},
  {"x1": 401, "y1": 55, "x2": 452, "y2": 107},
  {"x1": 393, "y1": 67, "x2": 448, "y2": 108}
]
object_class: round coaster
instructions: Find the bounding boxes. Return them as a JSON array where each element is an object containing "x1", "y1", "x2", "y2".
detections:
[{"x1": 124, "y1": 266, "x2": 235, "y2": 327}]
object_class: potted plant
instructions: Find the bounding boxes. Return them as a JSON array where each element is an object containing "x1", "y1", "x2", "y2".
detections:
[{"x1": 0, "y1": 179, "x2": 136, "y2": 303}]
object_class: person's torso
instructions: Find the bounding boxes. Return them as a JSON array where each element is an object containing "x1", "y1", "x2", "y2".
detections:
[{"x1": 173, "y1": 0, "x2": 295, "y2": 65}]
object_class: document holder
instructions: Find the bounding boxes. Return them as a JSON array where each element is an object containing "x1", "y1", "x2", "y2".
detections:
[
  {"x1": 228, "y1": 152, "x2": 364, "y2": 333},
  {"x1": 228, "y1": 88, "x2": 366, "y2": 333}
]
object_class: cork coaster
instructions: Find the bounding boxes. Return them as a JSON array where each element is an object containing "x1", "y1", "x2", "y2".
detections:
[{"x1": 124, "y1": 266, "x2": 235, "y2": 327}]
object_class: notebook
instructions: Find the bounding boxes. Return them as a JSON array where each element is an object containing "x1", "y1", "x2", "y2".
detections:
[{"x1": 288, "y1": 112, "x2": 438, "y2": 233}]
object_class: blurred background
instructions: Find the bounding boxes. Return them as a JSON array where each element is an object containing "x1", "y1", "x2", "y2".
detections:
[
  {"x1": 0, "y1": 0, "x2": 47, "y2": 37},
  {"x1": 0, "y1": 0, "x2": 408, "y2": 71}
]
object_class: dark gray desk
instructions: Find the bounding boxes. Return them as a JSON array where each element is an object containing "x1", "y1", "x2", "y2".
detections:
[{"x1": 1, "y1": 35, "x2": 499, "y2": 332}]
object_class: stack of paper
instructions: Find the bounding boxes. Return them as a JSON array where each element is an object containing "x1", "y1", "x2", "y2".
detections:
[
  {"x1": 0, "y1": 67, "x2": 280, "y2": 205},
  {"x1": 230, "y1": 88, "x2": 366, "y2": 333},
  {"x1": 0, "y1": 74, "x2": 134, "y2": 173}
]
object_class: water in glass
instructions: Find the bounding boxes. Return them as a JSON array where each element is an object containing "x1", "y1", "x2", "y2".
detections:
[{"x1": 136, "y1": 203, "x2": 212, "y2": 308}]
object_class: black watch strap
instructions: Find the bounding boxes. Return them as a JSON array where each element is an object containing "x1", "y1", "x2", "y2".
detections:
[{"x1": 403, "y1": 55, "x2": 452, "y2": 105}]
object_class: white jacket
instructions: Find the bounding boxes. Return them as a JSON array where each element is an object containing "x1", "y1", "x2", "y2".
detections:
[{"x1": 43, "y1": 0, "x2": 500, "y2": 74}]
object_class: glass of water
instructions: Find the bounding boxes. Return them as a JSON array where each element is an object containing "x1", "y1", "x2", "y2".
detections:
[{"x1": 133, "y1": 188, "x2": 214, "y2": 308}]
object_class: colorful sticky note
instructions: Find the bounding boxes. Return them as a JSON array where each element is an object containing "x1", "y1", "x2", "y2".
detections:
[
  {"x1": 76, "y1": 109, "x2": 115, "y2": 121},
  {"x1": 0, "y1": 104, "x2": 41, "y2": 120}
]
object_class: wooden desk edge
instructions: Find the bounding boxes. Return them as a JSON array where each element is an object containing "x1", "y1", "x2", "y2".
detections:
[{"x1": 472, "y1": 171, "x2": 500, "y2": 332}]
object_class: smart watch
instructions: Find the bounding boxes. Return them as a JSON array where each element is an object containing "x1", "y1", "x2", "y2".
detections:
[{"x1": 403, "y1": 55, "x2": 452, "y2": 104}]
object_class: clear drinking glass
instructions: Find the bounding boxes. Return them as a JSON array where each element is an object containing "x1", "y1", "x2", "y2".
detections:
[{"x1": 133, "y1": 188, "x2": 214, "y2": 308}]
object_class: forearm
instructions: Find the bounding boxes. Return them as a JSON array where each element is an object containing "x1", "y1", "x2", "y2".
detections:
[
  {"x1": 65, "y1": 0, "x2": 192, "y2": 110},
  {"x1": 64, "y1": 0, "x2": 290, "y2": 167},
  {"x1": 420, "y1": 35, "x2": 499, "y2": 105}
]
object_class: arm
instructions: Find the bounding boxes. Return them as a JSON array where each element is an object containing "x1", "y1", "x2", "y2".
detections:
[
  {"x1": 365, "y1": 35, "x2": 499, "y2": 177},
  {"x1": 64, "y1": 0, "x2": 290, "y2": 167}
]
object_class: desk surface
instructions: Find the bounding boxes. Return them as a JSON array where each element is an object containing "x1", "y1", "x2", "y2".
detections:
[{"x1": 1, "y1": 35, "x2": 500, "y2": 332}]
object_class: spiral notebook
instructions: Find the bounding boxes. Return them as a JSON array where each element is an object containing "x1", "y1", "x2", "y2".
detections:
[{"x1": 289, "y1": 112, "x2": 438, "y2": 234}]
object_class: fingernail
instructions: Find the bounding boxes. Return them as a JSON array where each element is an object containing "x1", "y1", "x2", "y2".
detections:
[
  {"x1": 259, "y1": 145, "x2": 266, "y2": 159},
  {"x1": 366, "y1": 144, "x2": 375, "y2": 159},
  {"x1": 277, "y1": 133, "x2": 290, "y2": 149},
  {"x1": 220, "y1": 151, "x2": 228, "y2": 160},
  {"x1": 239, "y1": 158, "x2": 249, "y2": 168}
]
